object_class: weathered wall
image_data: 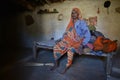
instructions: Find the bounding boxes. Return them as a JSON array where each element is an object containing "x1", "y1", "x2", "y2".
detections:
[
  {"x1": 1, "y1": 0, "x2": 120, "y2": 48},
  {"x1": 23, "y1": 0, "x2": 120, "y2": 48}
]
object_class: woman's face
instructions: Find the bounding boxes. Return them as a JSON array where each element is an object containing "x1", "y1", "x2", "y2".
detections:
[{"x1": 71, "y1": 10, "x2": 79, "y2": 20}]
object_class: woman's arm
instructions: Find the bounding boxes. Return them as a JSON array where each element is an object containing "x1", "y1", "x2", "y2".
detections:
[{"x1": 75, "y1": 20, "x2": 91, "y2": 45}]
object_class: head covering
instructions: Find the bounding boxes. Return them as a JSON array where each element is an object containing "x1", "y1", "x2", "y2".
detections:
[
  {"x1": 66, "y1": 8, "x2": 82, "y2": 31},
  {"x1": 72, "y1": 8, "x2": 82, "y2": 19}
]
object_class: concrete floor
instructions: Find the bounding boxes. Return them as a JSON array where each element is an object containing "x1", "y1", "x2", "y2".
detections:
[{"x1": 1, "y1": 48, "x2": 120, "y2": 80}]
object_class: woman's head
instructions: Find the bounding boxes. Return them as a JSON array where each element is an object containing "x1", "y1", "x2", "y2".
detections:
[
  {"x1": 71, "y1": 8, "x2": 82, "y2": 20},
  {"x1": 67, "y1": 8, "x2": 82, "y2": 28}
]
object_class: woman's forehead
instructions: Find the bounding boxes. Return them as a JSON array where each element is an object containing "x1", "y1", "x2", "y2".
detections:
[
  {"x1": 72, "y1": 10, "x2": 77, "y2": 12},
  {"x1": 72, "y1": 10, "x2": 77, "y2": 13},
  {"x1": 72, "y1": 8, "x2": 80, "y2": 14}
]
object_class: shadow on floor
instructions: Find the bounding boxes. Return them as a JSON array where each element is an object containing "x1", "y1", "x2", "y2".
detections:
[{"x1": 1, "y1": 49, "x2": 120, "y2": 80}]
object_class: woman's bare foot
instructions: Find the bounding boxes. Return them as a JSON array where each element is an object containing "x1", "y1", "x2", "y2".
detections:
[
  {"x1": 50, "y1": 60, "x2": 59, "y2": 71},
  {"x1": 60, "y1": 66, "x2": 70, "y2": 74}
]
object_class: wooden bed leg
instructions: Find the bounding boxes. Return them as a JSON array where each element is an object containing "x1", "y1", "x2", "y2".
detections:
[
  {"x1": 106, "y1": 53, "x2": 113, "y2": 78},
  {"x1": 33, "y1": 41, "x2": 37, "y2": 59}
]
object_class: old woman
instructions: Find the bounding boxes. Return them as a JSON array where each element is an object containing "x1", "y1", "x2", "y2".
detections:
[{"x1": 51, "y1": 8, "x2": 91, "y2": 73}]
